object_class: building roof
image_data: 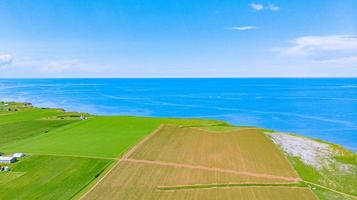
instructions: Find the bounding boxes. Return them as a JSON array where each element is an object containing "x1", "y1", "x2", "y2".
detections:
[
  {"x1": 13, "y1": 153, "x2": 25, "y2": 158},
  {"x1": 0, "y1": 156, "x2": 15, "y2": 161}
]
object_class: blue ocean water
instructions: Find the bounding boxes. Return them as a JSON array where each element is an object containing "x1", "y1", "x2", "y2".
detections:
[{"x1": 0, "y1": 78, "x2": 356, "y2": 152}]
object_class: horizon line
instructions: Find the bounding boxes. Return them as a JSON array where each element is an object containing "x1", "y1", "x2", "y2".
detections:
[{"x1": 1, "y1": 76, "x2": 357, "y2": 79}]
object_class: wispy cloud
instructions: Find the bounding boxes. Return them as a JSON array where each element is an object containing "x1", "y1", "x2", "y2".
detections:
[
  {"x1": 250, "y1": 3, "x2": 280, "y2": 11},
  {"x1": 279, "y1": 35, "x2": 357, "y2": 55},
  {"x1": 267, "y1": 4, "x2": 280, "y2": 11},
  {"x1": 275, "y1": 35, "x2": 357, "y2": 64},
  {"x1": 229, "y1": 26, "x2": 257, "y2": 31},
  {"x1": 250, "y1": 3, "x2": 264, "y2": 11},
  {"x1": 0, "y1": 54, "x2": 13, "y2": 66}
]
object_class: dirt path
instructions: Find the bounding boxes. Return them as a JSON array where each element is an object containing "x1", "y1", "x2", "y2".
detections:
[
  {"x1": 78, "y1": 124, "x2": 165, "y2": 200},
  {"x1": 123, "y1": 158, "x2": 301, "y2": 182},
  {"x1": 190, "y1": 126, "x2": 261, "y2": 133},
  {"x1": 157, "y1": 183, "x2": 305, "y2": 191}
]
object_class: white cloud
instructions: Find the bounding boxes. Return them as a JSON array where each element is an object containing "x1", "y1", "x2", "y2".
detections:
[
  {"x1": 0, "y1": 54, "x2": 13, "y2": 66},
  {"x1": 250, "y1": 3, "x2": 280, "y2": 11},
  {"x1": 318, "y1": 55, "x2": 357, "y2": 64},
  {"x1": 275, "y1": 35, "x2": 357, "y2": 64},
  {"x1": 250, "y1": 3, "x2": 264, "y2": 11},
  {"x1": 267, "y1": 4, "x2": 280, "y2": 11},
  {"x1": 229, "y1": 26, "x2": 257, "y2": 31},
  {"x1": 280, "y1": 35, "x2": 357, "y2": 55}
]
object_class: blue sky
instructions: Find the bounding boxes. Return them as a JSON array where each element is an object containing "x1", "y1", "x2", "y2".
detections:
[{"x1": 0, "y1": 0, "x2": 357, "y2": 77}]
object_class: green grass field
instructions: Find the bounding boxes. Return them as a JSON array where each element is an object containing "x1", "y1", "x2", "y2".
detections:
[
  {"x1": 0, "y1": 107, "x2": 80, "y2": 146},
  {"x1": 313, "y1": 188, "x2": 355, "y2": 200},
  {"x1": 287, "y1": 156, "x2": 357, "y2": 200},
  {"x1": 0, "y1": 108, "x2": 63, "y2": 125},
  {"x1": 0, "y1": 116, "x2": 222, "y2": 158},
  {"x1": 0, "y1": 119, "x2": 76, "y2": 146},
  {"x1": 267, "y1": 132, "x2": 357, "y2": 200},
  {"x1": 0, "y1": 155, "x2": 111, "y2": 200}
]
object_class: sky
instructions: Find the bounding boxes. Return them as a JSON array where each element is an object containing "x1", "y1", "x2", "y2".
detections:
[{"x1": 0, "y1": 0, "x2": 357, "y2": 78}]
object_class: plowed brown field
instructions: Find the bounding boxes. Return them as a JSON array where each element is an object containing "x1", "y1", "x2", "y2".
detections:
[{"x1": 81, "y1": 125, "x2": 318, "y2": 200}]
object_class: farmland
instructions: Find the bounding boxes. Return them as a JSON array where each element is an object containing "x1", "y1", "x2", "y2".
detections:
[
  {"x1": 0, "y1": 116, "x2": 223, "y2": 158},
  {"x1": 130, "y1": 125, "x2": 299, "y2": 178},
  {"x1": 83, "y1": 161, "x2": 317, "y2": 200},
  {"x1": 0, "y1": 155, "x2": 111, "y2": 200},
  {"x1": 0, "y1": 104, "x2": 81, "y2": 146},
  {"x1": 81, "y1": 124, "x2": 316, "y2": 200},
  {"x1": 0, "y1": 119, "x2": 75, "y2": 146},
  {"x1": 0, "y1": 102, "x2": 356, "y2": 199}
]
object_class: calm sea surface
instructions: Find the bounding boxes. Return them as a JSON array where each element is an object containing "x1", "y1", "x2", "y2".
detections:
[{"x1": 0, "y1": 78, "x2": 356, "y2": 151}]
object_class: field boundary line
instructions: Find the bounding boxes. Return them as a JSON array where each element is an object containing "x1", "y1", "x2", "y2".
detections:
[
  {"x1": 157, "y1": 186, "x2": 308, "y2": 192},
  {"x1": 303, "y1": 180, "x2": 357, "y2": 199},
  {"x1": 26, "y1": 152, "x2": 117, "y2": 160},
  {"x1": 78, "y1": 124, "x2": 165, "y2": 200},
  {"x1": 157, "y1": 182, "x2": 305, "y2": 191},
  {"x1": 70, "y1": 161, "x2": 115, "y2": 200},
  {"x1": 263, "y1": 133, "x2": 301, "y2": 179},
  {"x1": 123, "y1": 124, "x2": 165, "y2": 159},
  {"x1": 189, "y1": 126, "x2": 261, "y2": 133},
  {"x1": 122, "y1": 158, "x2": 301, "y2": 182}
]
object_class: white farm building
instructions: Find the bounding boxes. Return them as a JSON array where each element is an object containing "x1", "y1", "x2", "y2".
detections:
[
  {"x1": 0, "y1": 156, "x2": 17, "y2": 163},
  {"x1": 13, "y1": 153, "x2": 25, "y2": 158}
]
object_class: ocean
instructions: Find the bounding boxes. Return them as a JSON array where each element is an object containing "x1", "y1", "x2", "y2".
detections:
[{"x1": 0, "y1": 78, "x2": 356, "y2": 152}]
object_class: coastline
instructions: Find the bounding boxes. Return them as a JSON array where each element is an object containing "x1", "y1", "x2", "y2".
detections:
[
  {"x1": 1, "y1": 78, "x2": 356, "y2": 152},
  {"x1": 0, "y1": 102, "x2": 356, "y2": 199}
]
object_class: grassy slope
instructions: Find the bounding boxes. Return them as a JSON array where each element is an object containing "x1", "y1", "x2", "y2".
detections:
[
  {"x1": 0, "y1": 120, "x2": 75, "y2": 146},
  {"x1": 267, "y1": 132, "x2": 357, "y2": 200},
  {"x1": 0, "y1": 108, "x2": 62, "y2": 125},
  {"x1": 0, "y1": 116, "x2": 223, "y2": 158},
  {"x1": 0, "y1": 155, "x2": 111, "y2": 200},
  {"x1": 0, "y1": 107, "x2": 79, "y2": 146},
  {"x1": 291, "y1": 157, "x2": 356, "y2": 200},
  {"x1": 313, "y1": 189, "x2": 355, "y2": 200}
]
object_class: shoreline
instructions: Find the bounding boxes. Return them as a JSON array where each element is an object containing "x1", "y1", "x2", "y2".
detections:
[
  {"x1": 1, "y1": 102, "x2": 356, "y2": 199},
  {"x1": 2, "y1": 99, "x2": 356, "y2": 153}
]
